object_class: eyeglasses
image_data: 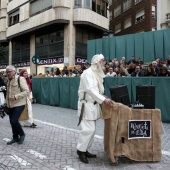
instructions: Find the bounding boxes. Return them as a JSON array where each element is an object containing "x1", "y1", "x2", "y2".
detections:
[{"x1": 6, "y1": 70, "x2": 13, "y2": 74}]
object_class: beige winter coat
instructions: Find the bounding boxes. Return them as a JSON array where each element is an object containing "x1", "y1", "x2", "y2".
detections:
[{"x1": 6, "y1": 75, "x2": 29, "y2": 108}]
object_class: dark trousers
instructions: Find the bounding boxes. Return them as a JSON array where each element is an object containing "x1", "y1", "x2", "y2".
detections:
[{"x1": 9, "y1": 105, "x2": 25, "y2": 139}]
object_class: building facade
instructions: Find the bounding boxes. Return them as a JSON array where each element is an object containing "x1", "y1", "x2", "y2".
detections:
[
  {"x1": 0, "y1": 0, "x2": 109, "y2": 74},
  {"x1": 109, "y1": 0, "x2": 170, "y2": 36}
]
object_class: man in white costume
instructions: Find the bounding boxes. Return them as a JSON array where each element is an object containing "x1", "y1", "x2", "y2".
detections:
[{"x1": 77, "y1": 54, "x2": 113, "y2": 163}]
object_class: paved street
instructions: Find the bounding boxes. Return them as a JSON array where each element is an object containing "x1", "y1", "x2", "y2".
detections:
[{"x1": 0, "y1": 104, "x2": 170, "y2": 170}]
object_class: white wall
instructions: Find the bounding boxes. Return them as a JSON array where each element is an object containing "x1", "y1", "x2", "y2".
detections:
[{"x1": 157, "y1": 0, "x2": 170, "y2": 30}]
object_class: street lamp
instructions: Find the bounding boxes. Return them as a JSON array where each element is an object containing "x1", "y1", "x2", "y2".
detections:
[{"x1": 102, "y1": 30, "x2": 114, "y2": 38}]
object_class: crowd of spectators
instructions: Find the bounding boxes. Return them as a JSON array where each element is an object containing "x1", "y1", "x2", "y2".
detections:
[
  {"x1": 0, "y1": 56, "x2": 170, "y2": 79},
  {"x1": 45, "y1": 55, "x2": 170, "y2": 78}
]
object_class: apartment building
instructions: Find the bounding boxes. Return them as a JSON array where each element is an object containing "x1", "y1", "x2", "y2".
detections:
[
  {"x1": 0, "y1": 0, "x2": 109, "y2": 74},
  {"x1": 109, "y1": 0, "x2": 170, "y2": 36}
]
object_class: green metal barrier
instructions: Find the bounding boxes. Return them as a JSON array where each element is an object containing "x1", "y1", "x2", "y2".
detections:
[{"x1": 87, "y1": 29, "x2": 170, "y2": 62}]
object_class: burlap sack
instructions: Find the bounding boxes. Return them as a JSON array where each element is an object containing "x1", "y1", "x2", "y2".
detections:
[
  {"x1": 19, "y1": 104, "x2": 29, "y2": 121},
  {"x1": 102, "y1": 103, "x2": 162, "y2": 163}
]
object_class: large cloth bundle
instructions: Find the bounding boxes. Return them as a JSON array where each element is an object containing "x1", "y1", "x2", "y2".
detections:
[
  {"x1": 102, "y1": 103, "x2": 162, "y2": 164},
  {"x1": 19, "y1": 97, "x2": 32, "y2": 123}
]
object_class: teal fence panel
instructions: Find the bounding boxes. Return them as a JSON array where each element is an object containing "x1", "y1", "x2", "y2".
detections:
[
  {"x1": 95, "y1": 38, "x2": 103, "y2": 55},
  {"x1": 151, "y1": 77, "x2": 170, "y2": 123},
  {"x1": 125, "y1": 34, "x2": 135, "y2": 61},
  {"x1": 87, "y1": 40, "x2": 96, "y2": 62},
  {"x1": 104, "y1": 77, "x2": 118, "y2": 98},
  {"x1": 134, "y1": 33, "x2": 144, "y2": 60},
  {"x1": 32, "y1": 77, "x2": 170, "y2": 123},
  {"x1": 102, "y1": 38, "x2": 110, "y2": 61},
  {"x1": 32, "y1": 78, "x2": 41, "y2": 103},
  {"x1": 70, "y1": 77, "x2": 80, "y2": 110},
  {"x1": 109, "y1": 37, "x2": 116, "y2": 60},
  {"x1": 143, "y1": 32, "x2": 155, "y2": 62},
  {"x1": 163, "y1": 29, "x2": 170, "y2": 59},
  {"x1": 40, "y1": 78, "x2": 51, "y2": 105},
  {"x1": 115, "y1": 36, "x2": 126, "y2": 61},
  {"x1": 49, "y1": 78, "x2": 60, "y2": 106},
  {"x1": 153, "y1": 30, "x2": 164, "y2": 60},
  {"x1": 59, "y1": 77, "x2": 70, "y2": 108}
]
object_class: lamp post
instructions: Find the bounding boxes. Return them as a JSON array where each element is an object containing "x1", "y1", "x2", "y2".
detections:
[{"x1": 102, "y1": 30, "x2": 114, "y2": 38}]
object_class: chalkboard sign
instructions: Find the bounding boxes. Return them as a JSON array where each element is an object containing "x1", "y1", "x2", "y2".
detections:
[{"x1": 128, "y1": 120, "x2": 151, "y2": 139}]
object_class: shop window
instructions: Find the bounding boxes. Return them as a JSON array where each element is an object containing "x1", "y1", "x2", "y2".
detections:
[
  {"x1": 0, "y1": 43, "x2": 9, "y2": 65},
  {"x1": 8, "y1": 10, "x2": 19, "y2": 26},
  {"x1": 35, "y1": 30, "x2": 64, "y2": 59},
  {"x1": 76, "y1": 27, "x2": 102, "y2": 58},
  {"x1": 12, "y1": 37, "x2": 30, "y2": 63}
]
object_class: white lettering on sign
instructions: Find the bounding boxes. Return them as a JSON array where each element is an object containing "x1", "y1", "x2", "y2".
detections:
[{"x1": 76, "y1": 58, "x2": 87, "y2": 63}]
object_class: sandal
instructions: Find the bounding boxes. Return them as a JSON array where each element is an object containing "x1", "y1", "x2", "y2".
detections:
[{"x1": 30, "y1": 123, "x2": 37, "y2": 128}]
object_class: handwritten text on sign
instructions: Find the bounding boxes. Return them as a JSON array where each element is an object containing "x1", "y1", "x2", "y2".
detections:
[{"x1": 128, "y1": 120, "x2": 151, "y2": 139}]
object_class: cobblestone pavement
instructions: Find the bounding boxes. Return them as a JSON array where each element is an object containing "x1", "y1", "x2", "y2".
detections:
[{"x1": 0, "y1": 104, "x2": 170, "y2": 170}]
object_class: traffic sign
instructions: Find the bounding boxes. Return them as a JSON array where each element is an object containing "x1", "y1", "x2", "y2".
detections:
[{"x1": 32, "y1": 55, "x2": 40, "y2": 64}]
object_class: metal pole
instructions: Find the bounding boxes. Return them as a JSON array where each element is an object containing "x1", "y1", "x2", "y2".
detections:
[{"x1": 36, "y1": 64, "x2": 37, "y2": 75}]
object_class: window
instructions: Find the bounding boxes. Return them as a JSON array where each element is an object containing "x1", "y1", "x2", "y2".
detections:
[
  {"x1": 109, "y1": 0, "x2": 112, "y2": 6},
  {"x1": 109, "y1": 11, "x2": 112, "y2": 21},
  {"x1": 152, "y1": 5, "x2": 156, "y2": 18},
  {"x1": 92, "y1": 0, "x2": 107, "y2": 17},
  {"x1": 8, "y1": 10, "x2": 19, "y2": 26},
  {"x1": 124, "y1": 17, "x2": 131, "y2": 29},
  {"x1": 136, "y1": 10, "x2": 145, "y2": 24},
  {"x1": 74, "y1": 0, "x2": 82, "y2": 7},
  {"x1": 166, "y1": 13, "x2": 170, "y2": 20},
  {"x1": 49, "y1": 31, "x2": 64, "y2": 44},
  {"x1": 115, "y1": 23, "x2": 121, "y2": 33},
  {"x1": 0, "y1": 43, "x2": 9, "y2": 65},
  {"x1": 30, "y1": 0, "x2": 52, "y2": 16},
  {"x1": 135, "y1": 0, "x2": 142, "y2": 5},
  {"x1": 123, "y1": 0, "x2": 132, "y2": 12},
  {"x1": 12, "y1": 37, "x2": 30, "y2": 63},
  {"x1": 97, "y1": 0, "x2": 101, "y2": 14},
  {"x1": 114, "y1": 5, "x2": 121, "y2": 18},
  {"x1": 84, "y1": 0, "x2": 91, "y2": 9},
  {"x1": 35, "y1": 30, "x2": 64, "y2": 59},
  {"x1": 76, "y1": 27, "x2": 102, "y2": 57}
]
